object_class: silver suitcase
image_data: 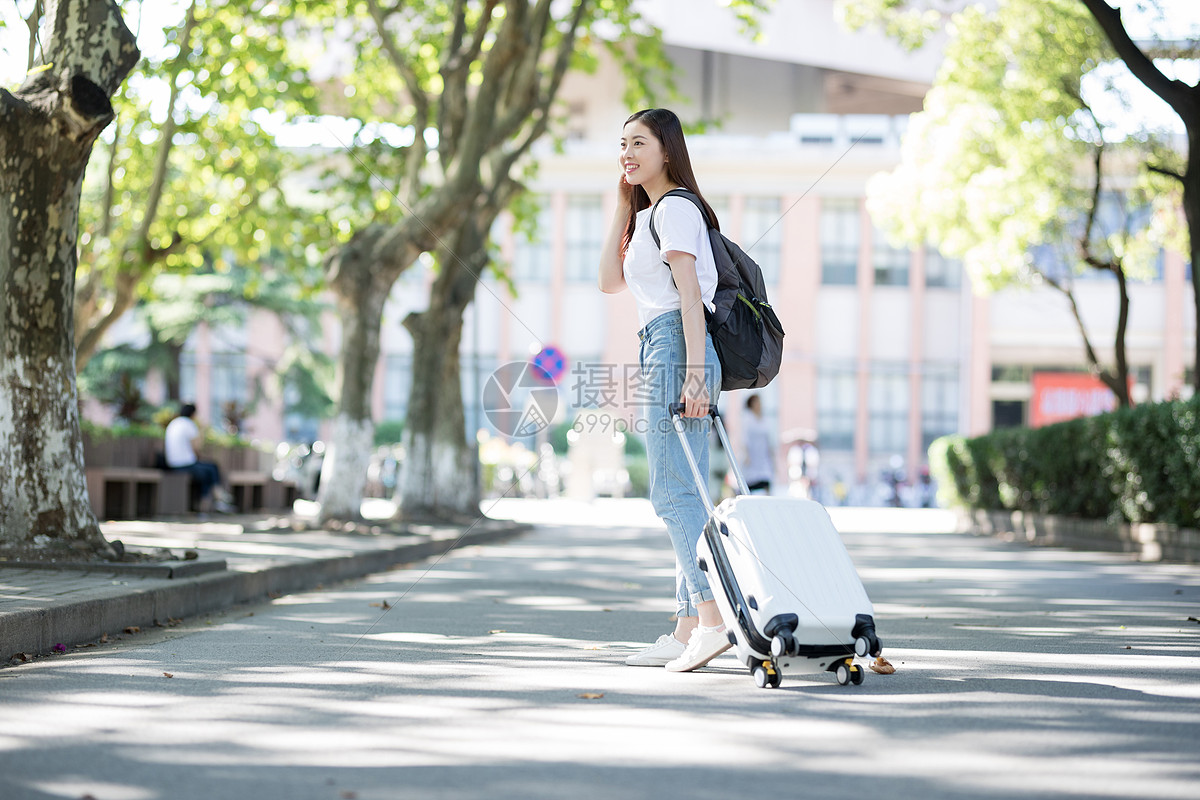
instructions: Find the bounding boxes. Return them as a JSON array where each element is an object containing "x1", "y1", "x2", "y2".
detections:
[{"x1": 670, "y1": 404, "x2": 882, "y2": 688}]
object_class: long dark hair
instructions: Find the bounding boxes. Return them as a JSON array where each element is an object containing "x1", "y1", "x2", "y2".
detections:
[{"x1": 620, "y1": 108, "x2": 719, "y2": 257}]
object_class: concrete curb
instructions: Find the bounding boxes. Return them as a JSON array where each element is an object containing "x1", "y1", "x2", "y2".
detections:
[
  {"x1": 959, "y1": 509, "x2": 1200, "y2": 564},
  {"x1": 1, "y1": 521, "x2": 530, "y2": 659}
]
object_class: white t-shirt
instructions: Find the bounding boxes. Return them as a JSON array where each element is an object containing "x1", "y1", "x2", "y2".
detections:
[
  {"x1": 164, "y1": 416, "x2": 200, "y2": 468},
  {"x1": 742, "y1": 412, "x2": 774, "y2": 486},
  {"x1": 622, "y1": 195, "x2": 718, "y2": 329}
]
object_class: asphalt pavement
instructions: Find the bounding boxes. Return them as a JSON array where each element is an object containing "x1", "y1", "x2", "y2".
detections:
[{"x1": 1, "y1": 499, "x2": 1198, "y2": 800}]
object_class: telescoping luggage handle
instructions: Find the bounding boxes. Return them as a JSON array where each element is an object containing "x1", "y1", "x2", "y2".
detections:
[{"x1": 668, "y1": 403, "x2": 751, "y2": 508}]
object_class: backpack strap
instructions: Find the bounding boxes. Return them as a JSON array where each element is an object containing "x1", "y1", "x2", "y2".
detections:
[{"x1": 648, "y1": 188, "x2": 710, "y2": 253}]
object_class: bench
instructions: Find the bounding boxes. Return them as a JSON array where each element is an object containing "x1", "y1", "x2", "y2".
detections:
[
  {"x1": 83, "y1": 433, "x2": 296, "y2": 518},
  {"x1": 85, "y1": 467, "x2": 200, "y2": 519}
]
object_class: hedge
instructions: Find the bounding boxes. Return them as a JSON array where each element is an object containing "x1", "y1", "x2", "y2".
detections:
[{"x1": 929, "y1": 395, "x2": 1200, "y2": 528}]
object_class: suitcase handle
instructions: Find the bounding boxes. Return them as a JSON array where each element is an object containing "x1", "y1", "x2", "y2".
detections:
[
  {"x1": 668, "y1": 404, "x2": 751, "y2": 505},
  {"x1": 668, "y1": 402, "x2": 717, "y2": 418}
]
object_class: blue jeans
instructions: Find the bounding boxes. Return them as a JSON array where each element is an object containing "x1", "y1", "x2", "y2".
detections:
[
  {"x1": 175, "y1": 461, "x2": 221, "y2": 499},
  {"x1": 637, "y1": 310, "x2": 721, "y2": 618}
]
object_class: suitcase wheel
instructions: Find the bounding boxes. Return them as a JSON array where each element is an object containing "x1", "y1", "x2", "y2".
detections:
[
  {"x1": 752, "y1": 662, "x2": 781, "y2": 689},
  {"x1": 835, "y1": 660, "x2": 864, "y2": 687},
  {"x1": 770, "y1": 632, "x2": 794, "y2": 658},
  {"x1": 854, "y1": 637, "x2": 870, "y2": 658}
]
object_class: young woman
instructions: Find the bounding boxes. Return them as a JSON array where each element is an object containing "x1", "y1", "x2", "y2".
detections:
[{"x1": 598, "y1": 108, "x2": 731, "y2": 672}]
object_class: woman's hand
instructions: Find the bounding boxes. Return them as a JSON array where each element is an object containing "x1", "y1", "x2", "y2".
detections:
[
  {"x1": 615, "y1": 172, "x2": 632, "y2": 210},
  {"x1": 680, "y1": 372, "x2": 710, "y2": 418},
  {"x1": 599, "y1": 173, "x2": 632, "y2": 294}
]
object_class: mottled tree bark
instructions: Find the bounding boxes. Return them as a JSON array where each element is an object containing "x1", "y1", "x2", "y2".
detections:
[
  {"x1": 0, "y1": 0, "x2": 139, "y2": 550},
  {"x1": 317, "y1": 225, "x2": 417, "y2": 522},
  {"x1": 397, "y1": 221, "x2": 488, "y2": 522}
]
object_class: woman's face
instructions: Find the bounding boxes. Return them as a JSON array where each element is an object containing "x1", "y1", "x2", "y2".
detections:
[{"x1": 620, "y1": 120, "x2": 668, "y2": 188}]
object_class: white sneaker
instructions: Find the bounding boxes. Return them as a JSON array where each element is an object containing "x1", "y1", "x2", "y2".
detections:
[
  {"x1": 665, "y1": 625, "x2": 732, "y2": 672},
  {"x1": 625, "y1": 634, "x2": 686, "y2": 667}
]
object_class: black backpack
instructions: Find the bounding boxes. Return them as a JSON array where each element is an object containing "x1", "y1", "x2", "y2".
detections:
[{"x1": 649, "y1": 188, "x2": 785, "y2": 391}]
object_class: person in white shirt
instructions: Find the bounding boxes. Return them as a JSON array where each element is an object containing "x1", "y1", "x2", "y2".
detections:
[
  {"x1": 599, "y1": 108, "x2": 730, "y2": 673},
  {"x1": 164, "y1": 403, "x2": 233, "y2": 513},
  {"x1": 742, "y1": 394, "x2": 774, "y2": 494}
]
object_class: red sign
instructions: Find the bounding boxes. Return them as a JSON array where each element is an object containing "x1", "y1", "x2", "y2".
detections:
[{"x1": 1030, "y1": 372, "x2": 1120, "y2": 428}]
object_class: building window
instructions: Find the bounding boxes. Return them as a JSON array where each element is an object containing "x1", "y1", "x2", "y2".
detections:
[
  {"x1": 925, "y1": 246, "x2": 962, "y2": 289},
  {"x1": 741, "y1": 196, "x2": 782, "y2": 285},
  {"x1": 873, "y1": 224, "x2": 909, "y2": 286},
  {"x1": 513, "y1": 196, "x2": 553, "y2": 283},
  {"x1": 869, "y1": 367, "x2": 908, "y2": 455},
  {"x1": 993, "y1": 400, "x2": 1025, "y2": 429},
  {"x1": 820, "y1": 198, "x2": 859, "y2": 285},
  {"x1": 921, "y1": 365, "x2": 959, "y2": 450},
  {"x1": 817, "y1": 364, "x2": 857, "y2": 451},
  {"x1": 564, "y1": 195, "x2": 603, "y2": 283}
]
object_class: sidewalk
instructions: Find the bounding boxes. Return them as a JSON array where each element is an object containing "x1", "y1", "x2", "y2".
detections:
[{"x1": 0, "y1": 499, "x2": 529, "y2": 661}]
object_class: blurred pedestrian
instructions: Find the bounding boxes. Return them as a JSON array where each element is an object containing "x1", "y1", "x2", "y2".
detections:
[
  {"x1": 742, "y1": 394, "x2": 774, "y2": 494},
  {"x1": 164, "y1": 403, "x2": 234, "y2": 514}
]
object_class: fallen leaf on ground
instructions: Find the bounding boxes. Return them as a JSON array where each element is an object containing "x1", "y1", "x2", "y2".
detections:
[
  {"x1": 488, "y1": 630, "x2": 506, "y2": 634},
  {"x1": 123, "y1": 626, "x2": 140, "y2": 635},
  {"x1": 869, "y1": 656, "x2": 896, "y2": 674},
  {"x1": 577, "y1": 693, "x2": 605, "y2": 700},
  {"x1": 100, "y1": 633, "x2": 109, "y2": 643},
  {"x1": 369, "y1": 601, "x2": 392, "y2": 609},
  {"x1": 163, "y1": 673, "x2": 174, "y2": 678}
]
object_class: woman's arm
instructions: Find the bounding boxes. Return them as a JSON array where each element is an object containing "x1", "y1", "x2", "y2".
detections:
[
  {"x1": 665, "y1": 250, "x2": 710, "y2": 418},
  {"x1": 599, "y1": 179, "x2": 630, "y2": 293}
]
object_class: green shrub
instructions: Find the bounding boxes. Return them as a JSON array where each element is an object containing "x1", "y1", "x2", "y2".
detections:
[
  {"x1": 928, "y1": 396, "x2": 1200, "y2": 527},
  {"x1": 374, "y1": 419, "x2": 405, "y2": 446}
]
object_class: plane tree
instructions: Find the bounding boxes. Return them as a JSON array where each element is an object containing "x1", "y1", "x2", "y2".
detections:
[
  {"x1": 297, "y1": 0, "x2": 690, "y2": 522},
  {"x1": 0, "y1": 0, "x2": 139, "y2": 552}
]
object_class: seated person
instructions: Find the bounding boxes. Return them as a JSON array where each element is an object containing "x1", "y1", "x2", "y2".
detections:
[{"x1": 164, "y1": 403, "x2": 235, "y2": 513}]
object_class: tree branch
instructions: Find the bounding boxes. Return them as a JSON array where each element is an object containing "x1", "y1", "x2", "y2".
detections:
[
  {"x1": 1080, "y1": 141, "x2": 1104, "y2": 257},
  {"x1": 1037, "y1": 269, "x2": 1111, "y2": 385},
  {"x1": 365, "y1": 0, "x2": 429, "y2": 202},
  {"x1": 23, "y1": 0, "x2": 43, "y2": 72},
  {"x1": 1148, "y1": 163, "x2": 1185, "y2": 183},
  {"x1": 1079, "y1": 0, "x2": 1196, "y2": 117},
  {"x1": 446, "y1": 0, "x2": 526, "y2": 190},
  {"x1": 438, "y1": 0, "x2": 502, "y2": 169},
  {"x1": 135, "y1": 0, "x2": 197, "y2": 252},
  {"x1": 485, "y1": 0, "x2": 584, "y2": 174}
]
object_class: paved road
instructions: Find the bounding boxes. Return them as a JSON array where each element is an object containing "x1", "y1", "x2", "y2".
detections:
[{"x1": 2, "y1": 500, "x2": 1198, "y2": 800}]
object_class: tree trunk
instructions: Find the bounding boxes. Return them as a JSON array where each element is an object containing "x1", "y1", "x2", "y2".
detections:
[
  {"x1": 316, "y1": 225, "x2": 396, "y2": 522},
  {"x1": 0, "y1": 0, "x2": 138, "y2": 553},
  {"x1": 396, "y1": 222, "x2": 487, "y2": 522},
  {"x1": 1185, "y1": 130, "x2": 1200, "y2": 395}
]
